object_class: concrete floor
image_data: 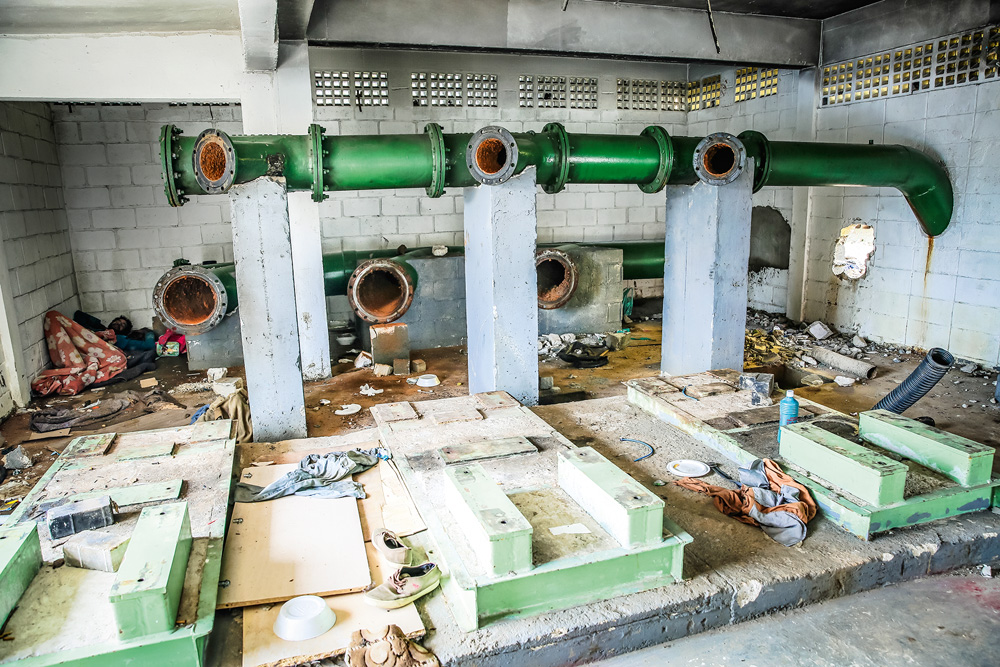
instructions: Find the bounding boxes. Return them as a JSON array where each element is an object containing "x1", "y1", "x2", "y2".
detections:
[{"x1": 590, "y1": 569, "x2": 1000, "y2": 667}]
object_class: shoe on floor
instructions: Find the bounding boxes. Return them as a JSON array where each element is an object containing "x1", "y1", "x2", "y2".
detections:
[
  {"x1": 364, "y1": 563, "x2": 441, "y2": 609},
  {"x1": 372, "y1": 528, "x2": 412, "y2": 566}
]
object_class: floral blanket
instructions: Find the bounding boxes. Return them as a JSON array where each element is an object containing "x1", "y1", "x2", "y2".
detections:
[{"x1": 31, "y1": 311, "x2": 128, "y2": 396}]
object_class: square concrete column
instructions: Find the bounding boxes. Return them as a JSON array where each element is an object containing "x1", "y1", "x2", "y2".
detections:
[
  {"x1": 463, "y1": 167, "x2": 539, "y2": 406},
  {"x1": 230, "y1": 177, "x2": 307, "y2": 441},
  {"x1": 661, "y1": 162, "x2": 753, "y2": 375}
]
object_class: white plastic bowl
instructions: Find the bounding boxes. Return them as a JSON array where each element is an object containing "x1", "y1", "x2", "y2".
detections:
[
  {"x1": 416, "y1": 374, "x2": 440, "y2": 387},
  {"x1": 272, "y1": 595, "x2": 336, "y2": 641},
  {"x1": 336, "y1": 333, "x2": 356, "y2": 346}
]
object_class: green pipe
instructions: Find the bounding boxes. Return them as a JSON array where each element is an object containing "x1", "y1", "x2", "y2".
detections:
[{"x1": 160, "y1": 123, "x2": 952, "y2": 236}]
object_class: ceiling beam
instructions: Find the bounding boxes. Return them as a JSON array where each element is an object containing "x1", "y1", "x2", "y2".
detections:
[
  {"x1": 238, "y1": 0, "x2": 278, "y2": 71},
  {"x1": 277, "y1": 0, "x2": 317, "y2": 40}
]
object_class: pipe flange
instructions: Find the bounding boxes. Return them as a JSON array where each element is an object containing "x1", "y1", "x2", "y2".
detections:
[
  {"x1": 466, "y1": 126, "x2": 518, "y2": 186},
  {"x1": 693, "y1": 132, "x2": 747, "y2": 186},
  {"x1": 535, "y1": 248, "x2": 579, "y2": 310},
  {"x1": 424, "y1": 123, "x2": 446, "y2": 198},
  {"x1": 152, "y1": 264, "x2": 228, "y2": 336},
  {"x1": 639, "y1": 126, "x2": 673, "y2": 194},
  {"x1": 309, "y1": 124, "x2": 328, "y2": 203},
  {"x1": 737, "y1": 130, "x2": 770, "y2": 193},
  {"x1": 159, "y1": 124, "x2": 186, "y2": 207},
  {"x1": 347, "y1": 258, "x2": 416, "y2": 324},
  {"x1": 192, "y1": 129, "x2": 237, "y2": 194},
  {"x1": 542, "y1": 122, "x2": 570, "y2": 194}
]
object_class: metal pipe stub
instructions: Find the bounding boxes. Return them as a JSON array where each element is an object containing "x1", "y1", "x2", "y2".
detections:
[
  {"x1": 152, "y1": 264, "x2": 229, "y2": 336},
  {"x1": 535, "y1": 248, "x2": 579, "y2": 309},
  {"x1": 192, "y1": 129, "x2": 237, "y2": 194},
  {"x1": 466, "y1": 126, "x2": 518, "y2": 186},
  {"x1": 347, "y1": 258, "x2": 416, "y2": 323},
  {"x1": 693, "y1": 132, "x2": 747, "y2": 186}
]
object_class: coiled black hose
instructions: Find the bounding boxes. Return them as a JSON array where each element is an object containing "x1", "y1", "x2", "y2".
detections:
[{"x1": 873, "y1": 347, "x2": 954, "y2": 414}]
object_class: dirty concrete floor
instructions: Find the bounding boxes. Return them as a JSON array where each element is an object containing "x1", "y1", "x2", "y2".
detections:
[{"x1": 590, "y1": 569, "x2": 1000, "y2": 667}]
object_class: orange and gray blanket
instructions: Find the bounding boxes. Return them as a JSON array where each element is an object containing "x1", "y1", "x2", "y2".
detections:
[
  {"x1": 31, "y1": 311, "x2": 127, "y2": 396},
  {"x1": 675, "y1": 458, "x2": 817, "y2": 546}
]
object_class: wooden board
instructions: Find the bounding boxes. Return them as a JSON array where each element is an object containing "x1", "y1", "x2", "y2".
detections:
[
  {"x1": 241, "y1": 543, "x2": 425, "y2": 667},
  {"x1": 439, "y1": 436, "x2": 538, "y2": 465},
  {"x1": 217, "y1": 464, "x2": 371, "y2": 609}
]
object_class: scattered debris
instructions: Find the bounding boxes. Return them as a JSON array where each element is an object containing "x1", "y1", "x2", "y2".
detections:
[
  {"x1": 335, "y1": 404, "x2": 362, "y2": 416},
  {"x1": 834, "y1": 376, "x2": 857, "y2": 387},
  {"x1": 212, "y1": 377, "x2": 244, "y2": 398},
  {"x1": 3, "y1": 446, "x2": 32, "y2": 470},
  {"x1": 800, "y1": 374, "x2": 826, "y2": 387},
  {"x1": 359, "y1": 384, "x2": 384, "y2": 397},
  {"x1": 801, "y1": 355, "x2": 818, "y2": 366},
  {"x1": 319, "y1": 399, "x2": 331, "y2": 405},
  {"x1": 354, "y1": 352, "x2": 373, "y2": 368},
  {"x1": 539, "y1": 376, "x2": 554, "y2": 391},
  {"x1": 739, "y1": 372, "x2": 775, "y2": 406},
  {"x1": 411, "y1": 359, "x2": 427, "y2": 374},
  {"x1": 982, "y1": 564, "x2": 993, "y2": 578},
  {"x1": 604, "y1": 331, "x2": 629, "y2": 351},
  {"x1": 961, "y1": 363, "x2": 979, "y2": 374},
  {"x1": 171, "y1": 380, "x2": 213, "y2": 394},
  {"x1": 431, "y1": 244, "x2": 449, "y2": 256},
  {"x1": 807, "y1": 321, "x2": 834, "y2": 340},
  {"x1": 393, "y1": 358, "x2": 411, "y2": 376},
  {"x1": 653, "y1": 479, "x2": 666, "y2": 487},
  {"x1": 373, "y1": 363, "x2": 393, "y2": 377},
  {"x1": 852, "y1": 334, "x2": 868, "y2": 348}
]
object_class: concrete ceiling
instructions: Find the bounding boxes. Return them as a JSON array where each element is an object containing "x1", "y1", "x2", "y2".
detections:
[
  {"x1": 588, "y1": 0, "x2": 884, "y2": 21},
  {"x1": 0, "y1": 0, "x2": 241, "y2": 34}
]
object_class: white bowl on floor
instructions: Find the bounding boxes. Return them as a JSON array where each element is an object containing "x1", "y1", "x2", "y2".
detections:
[{"x1": 273, "y1": 595, "x2": 336, "y2": 641}]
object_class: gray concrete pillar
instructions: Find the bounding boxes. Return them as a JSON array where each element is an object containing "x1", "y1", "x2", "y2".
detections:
[
  {"x1": 661, "y1": 162, "x2": 754, "y2": 375},
  {"x1": 230, "y1": 177, "x2": 307, "y2": 441},
  {"x1": 463, "y1": 167, "x2": 539, "y2": 406}
]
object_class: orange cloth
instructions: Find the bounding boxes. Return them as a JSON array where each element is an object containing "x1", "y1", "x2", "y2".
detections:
[{"x1": 675, "y1": 458, "x2": 817, "y2": 528}]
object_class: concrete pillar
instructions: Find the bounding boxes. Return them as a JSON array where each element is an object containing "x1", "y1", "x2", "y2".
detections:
[
  {"x1": 230, "y1": 177, "x2": 307, "y2": 441},
  {"x1": 661, "y1": 162, "x2": 754, "y2": 375},
  {"x1": 277, "y1": 42, "x2": 331, "y2": 381},
  {"x1": 463, "y1": 167, "x2": 539, "y2": 406}
]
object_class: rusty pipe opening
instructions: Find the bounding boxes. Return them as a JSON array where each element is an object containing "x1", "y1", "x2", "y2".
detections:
[
  {"x1": 192, "y1": 129, "x2": 237, "y2": 194},
  {"x1": 348, "y1": 259, "x2": 416, "y2": 323},
  {"x1": 199, "y1": 141, "x2": 227, "y2": 182},
  {"x1": 153, "y1": 265, "x2": 228, "y2": 336},
  {"x1": 693, "y1": 132, "x2": 747, "y2": 186},
  {"x1": 703, "y1": 143, "x2": 736, "y2": 178},
  {"x1": 466, "y1": 126, "x2": 518, "y2": 186},
  {"x1": 475, "y1": 138, "x2": 508, "y2": 175},
  {"x1": 536, "y1": 249, "x2": 578, "y2": 309}
]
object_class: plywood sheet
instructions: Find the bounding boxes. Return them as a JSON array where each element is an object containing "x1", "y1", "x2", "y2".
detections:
[
  {"x1": 217, "y1": 465, "x2": 370, "y2": 609},
  {"x1": 241, "y1": 543, "x2": 424, "y2": 667}
]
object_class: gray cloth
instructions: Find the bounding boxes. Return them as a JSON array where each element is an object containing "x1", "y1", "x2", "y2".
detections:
[
  {"x1": 739, "y1": 459, "x2": 808, "y2": 547},
  {"x1": 235, "y1": 447, "x2": 390, "y2": 502}
]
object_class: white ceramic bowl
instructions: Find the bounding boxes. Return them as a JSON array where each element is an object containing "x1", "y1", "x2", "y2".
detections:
[
  {"x1": 272, "y1": 595, "x2": 336, "y2": 641},
  {"x1": 416, "y1": 374, "x2": 440, "y2": 387},
  {"x1": 336, "y1": 333, "x2": 356, "y2": 346}
]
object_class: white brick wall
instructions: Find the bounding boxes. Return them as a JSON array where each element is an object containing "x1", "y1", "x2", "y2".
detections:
[
  {"x1": 0, "y1": 101, "x2": 79, "y2": 388},
  {"x1": 52, "y1": 103, "x2": 242, "y2": 328},
  {"x1": 803, "y1": 81, "x2": 1000, "y2": 366}
]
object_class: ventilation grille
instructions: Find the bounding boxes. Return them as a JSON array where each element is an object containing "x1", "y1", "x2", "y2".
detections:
[
  {"x1": 569, "y1": 77, "x2": 599, "y2": 109},
  {"x1": 314, "y1": 70, "x2": 354, "y2": 107},
  {"x1": 688, "y1": 75, "x2": 721, "y2": 110}
]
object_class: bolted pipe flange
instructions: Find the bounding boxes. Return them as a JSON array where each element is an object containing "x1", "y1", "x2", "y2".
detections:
[
  {"x1": 347, "y1": 258, "x2": 416, "y2": 324},
  {"x1": 541, "y1": 122, "x2": 570, "y2": 194},
  {"x1": 737, "y1": 130, "x2": 771, "y2": 193},
  {"x1": 192, "y1": 129, "x2": 237, "y2": 194},
  {"x1": 159, "y1": 124, "x2": 186, "y2": 207},
  {"x1": 308, "y1": 124, "x2": 328, "y2": 203},
  {"x1": 535, "y1": 248, "x2": 579, "y2": 310},
  {"x1": 424, "y1": 122, "x2": 447, "y2": 198},
  {"x1": 152, "y1": 264, "x2": 228, "y2": 336},
  {"x1": 639, "y1": 125, "x2": 673, "y2": 194},
  {"x1": 466, "y1": 126, "x2": 518, "y2": 186},
  {"x1": 693, "y1": 132, "x2": 747, "y2": 186}
]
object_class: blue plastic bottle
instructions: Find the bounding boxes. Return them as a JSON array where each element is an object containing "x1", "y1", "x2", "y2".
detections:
[{"x1": 778, "y1": 390, "x2": 799, "y2": 442}]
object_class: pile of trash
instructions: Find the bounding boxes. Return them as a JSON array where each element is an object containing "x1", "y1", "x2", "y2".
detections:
[{"x1": 537, "y1": 331, "x2": 630, "y2": 359}]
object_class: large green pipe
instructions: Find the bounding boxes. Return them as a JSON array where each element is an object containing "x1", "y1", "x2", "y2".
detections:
[{"x1": 160, "y1": 123, "x2": 952, "y2": 237}]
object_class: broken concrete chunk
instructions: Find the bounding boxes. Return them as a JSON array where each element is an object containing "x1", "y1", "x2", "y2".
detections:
[
  {"x1": 539, "y1": 376, "x2": 554, "y2": 391},
  {"x1": 431, "y1": 244, "x2": 448, "y2": 257},
  {"x1": 801, "y1": 355, "x2": 818, "y2": 366},
  {"x1": 370, "y1": 323, "x2": 410, "y2": 365},
  {"x1": 411, "y1": 359, "x2": 427, "y2": 374},
  {"x1": 852, "y1": 335, "x2": 868, "y2": 348},
  {"x1": 206, "y1": 367, "x2": 228, "y2": 382},
  {"x1": 806, "y1": 321, "x2": 834, "y2": 340},
  {"x1": 359, "y1": 384, "x2": 383, "y2": 397},
  {"x1": 373, "y1": 363, "x2": 393, "y2": 377},
  {"x1": 335, "y1": 404, "x2": 362, "y2": 416},
  {"x1": 212, "y1": 376, "x2": 244, "y2": 398},
  {"x1": 355, "y1": 351, "x2": 373, "y2": 368},
  {"x1": 605, "y1": 332, "x2": 629, "y2": 351},
  {"x1": 560, "y1": 333, "x2": 576, "y2": 344},
  {"x1": 393, "y1": 358, "x2": 411, "y2": 376},
  {"x1": 834, "y1": 376, "x2": 857, "y2": 387},
  {"x1": 800, "y1": 374, "x2": 826, "y2": 387},
  {"x1": 63, "y1": 530, "x2": 130, "y2": 572},
  {"x1": 3, "y1": 445, "x2": 32, "y2": 470},
  {"x1": 46, "y1": 496, "x2": 116, "y2": 540},
  {"x1": 961, "y1": 363, "x2": 978, "y2": 374},
  {"x1": 739, "y1": 373, "x2": 774, "y2": 406}
]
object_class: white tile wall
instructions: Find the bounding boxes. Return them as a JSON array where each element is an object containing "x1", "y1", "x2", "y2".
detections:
[
  {"x1": 51, "y1": 103, "x2": 242, "y2": 328},
  {"x1": 804, "y1": 81, "x2": 1000, "y2": 366},
  {"x1": 0, "y1": 101, "x2": 79, "y2": 390}
]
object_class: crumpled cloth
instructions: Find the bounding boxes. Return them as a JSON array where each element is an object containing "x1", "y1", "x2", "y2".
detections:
[
  {"x1": 675, "y1": 458, "x2": 817, "y2": 546},
  {"x1": 235, "y1": 447, "x2": 390, "y2": 502},
  {"x1": 197, "y1": 388, "x2": 253, "y2": 444},
  {"x1": 31, "y1": 311, "x2": 128, "y2": 396}
]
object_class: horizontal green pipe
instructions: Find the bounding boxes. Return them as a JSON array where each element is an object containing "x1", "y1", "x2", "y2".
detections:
[{"x1": 161, "y1": 124, "x2": 952, "y2": 236}]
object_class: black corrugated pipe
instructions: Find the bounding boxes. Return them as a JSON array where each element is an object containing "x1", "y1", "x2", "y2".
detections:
[{"x1": 873, "y1": 347, "x2": 955, "y2": 414}]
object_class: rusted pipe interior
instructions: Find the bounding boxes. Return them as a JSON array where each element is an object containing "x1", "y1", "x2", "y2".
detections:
[
  {"x1": 475, "y1": 138, "x2": 508, "y2": 175},
  {"x1": 703, "y1": 143, "x2": 737, "y2": 178},
  {"x1": 163, "y1": 275, "x2": 217, "y2": 326},
  {"x1": 199, "y1": 141, "x2": 228, "y2": 182},
  {"x1": 356, "y1": 268, "x2": 407, "y2": 319},
  {"x1": 537, "y1": 256, "x2": 572, "y2": 308}
]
